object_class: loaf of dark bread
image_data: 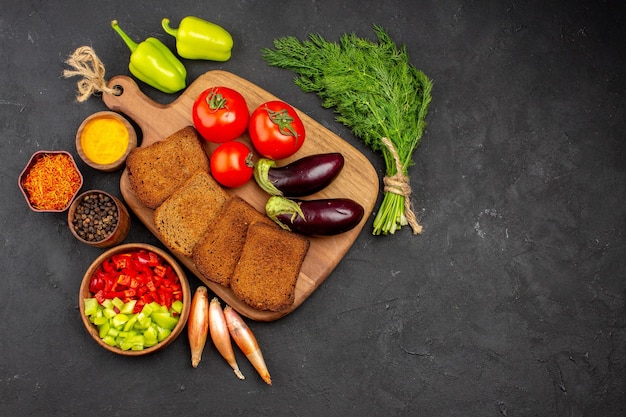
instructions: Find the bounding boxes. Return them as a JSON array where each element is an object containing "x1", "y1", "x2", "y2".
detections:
[
  {"x1": 192, "y1": 196, "x2": 277, "y2": 287},
  {"x1": 154, "y1": 171, "x2": 229, "y2": 257},
  {"x1": 230, "y1": 222, "x2": 309, "y2": 312},
  {"x1": 126, "y1": 126, "x2": 209, "y2": 209}
]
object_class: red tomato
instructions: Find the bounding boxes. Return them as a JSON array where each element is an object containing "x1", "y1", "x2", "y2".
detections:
[
  {"x1": 192, "y1": 86, "x2": 250, "y2": 143},
  {"x1": 248, "y1": 100, "x2": 306, "y2": 160},
  {"x1": 210, "y1": 141, "x2": 254, "y2": 188}
]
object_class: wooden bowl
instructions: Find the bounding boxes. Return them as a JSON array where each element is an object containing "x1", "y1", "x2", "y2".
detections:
[
  {"x1": 68, "y1": 190, "x2": 131, "y2": 248},
  {"x1": 18, "y1": 150, "x2": 83, "y2": 212},
  {"x1": 79, "y1": 243, "x2": 191, "y2": 356},
  {"x1": 75, "y1": 111, "x2": 137, "y2": 172}
]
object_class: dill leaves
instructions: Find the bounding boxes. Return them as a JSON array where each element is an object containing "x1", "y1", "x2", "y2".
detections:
[{"x1": 262, "y1": 25, "x2": 433, "y2": 235}]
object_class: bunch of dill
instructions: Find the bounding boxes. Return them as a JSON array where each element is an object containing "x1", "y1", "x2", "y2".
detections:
[{"x1": 262, "y1": 26, "x2": 433, "y2": 235}]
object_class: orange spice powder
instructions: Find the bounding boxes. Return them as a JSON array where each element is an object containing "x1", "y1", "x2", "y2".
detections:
[{"x1": 22, "y1": 153, "x2": 82, "y2": 210}]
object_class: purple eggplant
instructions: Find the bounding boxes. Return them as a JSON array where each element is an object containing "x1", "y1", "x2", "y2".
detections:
[
  {"x1": 254, "y1": 153, "x2": 344, "y2": 197},
  {"x1": 265, "y1": 196, "x2": 364, "y2": 236}
]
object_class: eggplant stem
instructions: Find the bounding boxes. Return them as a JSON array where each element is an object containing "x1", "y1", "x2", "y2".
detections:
[
  {"x1": 265, "y1": 196, "x2": 306, "y2": 231},
  {"x1": 253, "y1": 158, "x2": 283, "y2": 196}
]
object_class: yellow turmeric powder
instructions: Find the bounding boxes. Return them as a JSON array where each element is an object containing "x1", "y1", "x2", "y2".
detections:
[{"x1": 80, "y1": 116, "x2": 129, "y2": 164}]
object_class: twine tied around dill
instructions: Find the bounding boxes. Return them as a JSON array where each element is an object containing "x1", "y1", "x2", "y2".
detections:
[
  {"x1": 63, "y1": 46, "x2": 119, "y2": 102},
  {"x1": 381, "y1": 137, "x2": 423, "y2": 234}
]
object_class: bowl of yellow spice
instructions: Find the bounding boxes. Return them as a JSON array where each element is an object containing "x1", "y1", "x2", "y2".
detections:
[{"x1": 76, "y1": 111, "x2": 137, "y2": 172}]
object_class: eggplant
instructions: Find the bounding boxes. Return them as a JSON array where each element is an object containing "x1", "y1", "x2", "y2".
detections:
[
  {"x1": 265, "y1": 196, "x2": 364, "y2": 236},
  {"x1": 253, "y1": 153, "x2": 344, "y2": 197}
]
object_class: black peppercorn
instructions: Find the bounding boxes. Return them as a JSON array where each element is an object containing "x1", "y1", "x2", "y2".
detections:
[{"x1": 72, "y1": 193, "x2": 119, "y2": 242}]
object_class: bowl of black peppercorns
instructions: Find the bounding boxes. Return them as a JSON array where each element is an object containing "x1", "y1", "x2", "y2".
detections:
[{"x1": 68, "y1": 190, "x2": 131, "y2": 248}]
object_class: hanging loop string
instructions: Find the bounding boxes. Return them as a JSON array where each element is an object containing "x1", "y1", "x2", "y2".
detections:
[
  {"x1": 381, "y1": 137, "x2": 423, "y2": 234},
  {"x1": 63, "y1": 46, "x2": 119, "y2": 102}
]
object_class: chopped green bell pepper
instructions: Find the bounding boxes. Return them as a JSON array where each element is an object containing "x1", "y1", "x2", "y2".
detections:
[
  {"x1": 151, "y1": 312, "x2": 178, "y2": 331},
  {"x1": 143, "y1": 326, "x2": 158, "y2": 347},
  {"x1": 162, "y1": 16, "x2": 233, "y2": 61},
  {"x1": 83, "y1": 295, "x2": 181, "y2": 351},
  {"x1": 83, "y1": 298, "x2": 99, "y2": 317},
  {"x1": 111, "y1": 20, "x2": 187, "y2": 93}
]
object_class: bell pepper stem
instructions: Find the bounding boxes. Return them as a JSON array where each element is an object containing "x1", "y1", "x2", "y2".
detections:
[
  {"x1": 111, "y1": 20, "x2": 138, "y2": 53},
  {"x1": 161, "y1": 18, "x2": 179, "y2": 38}
]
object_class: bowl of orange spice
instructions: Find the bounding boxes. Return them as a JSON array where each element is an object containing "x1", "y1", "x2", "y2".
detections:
[
  {"x1": 76, "y1": 111, "x2": 137, "y2": 172},
  {"x1": 18, "y1": 150, "x2": 84, "y2": 212}
]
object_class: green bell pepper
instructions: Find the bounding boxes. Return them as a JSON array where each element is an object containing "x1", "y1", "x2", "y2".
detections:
[
  {"x1": 111, "y1": 20, "x2": 187, "y2": 94},
  {"x1": 162, "y1": 16, "x2": 233, "y2": 61}
]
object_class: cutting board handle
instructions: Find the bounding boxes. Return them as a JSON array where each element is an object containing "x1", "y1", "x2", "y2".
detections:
[{"x1": 103, "y1": 75, "x2": 191, "y2": 146}]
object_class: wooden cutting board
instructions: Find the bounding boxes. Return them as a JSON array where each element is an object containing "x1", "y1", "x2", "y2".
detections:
[{"x1": 102, "y1": 70, "x2": 379, "y2": 321}]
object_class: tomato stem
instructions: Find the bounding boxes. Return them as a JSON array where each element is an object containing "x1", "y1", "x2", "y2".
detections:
[
  {"x1": 264, "y1": 105, "x2": 300, "y2": 143},
  {"x1": 206, "y1": 88, "x2": 228, "y2": 111},
  {"x1": 245, "y1": 151, "x2": 254, "y2": 168}
]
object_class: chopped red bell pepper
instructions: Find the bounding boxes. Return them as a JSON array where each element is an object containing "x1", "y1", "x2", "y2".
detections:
[
  {"x1": 129, "y1": 277, "x2": 141, "y2": 289},
  {"x1": 102, "y1": 258, "x2": 116, "y2": 274},
  {"x1": 153, "y1": 264, "x2": 167, "y2": 278},
  {"x1": 89, "y1": 275, "x2": 105, "y2": 293},
  {"x1": 104, "y1": 278, "x2": 115, "y2": 292},
  {"x1": 87, "y1": 249, "x2": 182, "y2": 309},
  {"x1": 117, "y1": 274, "x2": 131, "y2": 287},
  {"x1": 94, "y1": 290, "x2": 106, "y2": 305},
  {"x1": 103, "y1": 290, "x2": 125, "y2": 300},
  {"x1": 145, "y1": 280, "x2": 157, "y2": 293},
  {"x1": 133, "y1": 299, "x2": 145, "y2": 314},
  {"x1": 112, "y1": 253, "x2": 131, "y2": 270}
]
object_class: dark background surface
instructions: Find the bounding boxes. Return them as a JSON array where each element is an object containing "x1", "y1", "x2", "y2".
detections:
[{"x1": 1, "y1": 1, "x2": 625, "y2": 416}]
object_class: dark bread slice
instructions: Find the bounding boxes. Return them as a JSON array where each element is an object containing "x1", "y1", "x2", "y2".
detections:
[
  {"x1": 192, "y1": 196, "x2": 277, "y2": 287},
  {"x1": 154, "y1": 171, "x2": 229, "y2": 257},
  {"x1": 230, "y1": 222, "x2": 309, "y2": 312},
  {"x1": 126, "y1": 126, "x2": 209, "y2": 209}
]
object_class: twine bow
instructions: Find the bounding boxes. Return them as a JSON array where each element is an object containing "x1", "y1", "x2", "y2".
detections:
[
  {"x1": 381, "y1": 137, "x2": 423, "y2": 234},
  {"x1": 63, "y1": 46, "x2": 119, "y2": 102}
]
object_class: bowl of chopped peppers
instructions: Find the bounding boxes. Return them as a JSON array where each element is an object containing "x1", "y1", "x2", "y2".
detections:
[
  {"x1": 79, "y1": 243, "x2": 191, "y2": 356},
  {"x1": 19, "y1": 150, "x2": 84, "y2": 212}
]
